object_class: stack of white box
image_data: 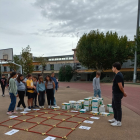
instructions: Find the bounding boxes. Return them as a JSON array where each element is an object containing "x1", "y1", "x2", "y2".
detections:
[
  {"x1": 84, "y1": 98, "x2": 92, "y2": 111},
  {"x1": 92, "y1": 99, "x2": 99, "y2": 112},
  {"x1": 107, "y1": 104, "x2": 113, "y2": 113},
  {"x1": 99, "y1": 105, "x2": 105, "y2": 112}
]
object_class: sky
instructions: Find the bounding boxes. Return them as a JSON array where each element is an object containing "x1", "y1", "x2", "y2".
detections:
[{"x1": 0, "y1": 0, "x2": 138, "y2": 57}]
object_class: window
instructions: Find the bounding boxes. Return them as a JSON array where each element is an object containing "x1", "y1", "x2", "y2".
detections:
[
  {"x1": 58, "y1": 58, "x2": 61, "y2": 60},
  {"x1": 69, "y1": 57, "x2": 73, "y2": 60},
  {"x1": 48, "y1": 59, "x2": 52, "y2": 61},
  {"x1": 55, "y1": 58, "x2": 58, "y2": 61},
  {"x1": 65, "y1": 57, "x2": 69, "y2": 60},
  {"x1": 50, "y1": 64, "x2": 54, "y2": 70},
  {"x1": 4, "y1": 67, "x2": 7, "y2": 72},
  {"x1": 62, "y1": 58, "x2": 65, "y2": 60},
  {"x1": 51, "y1": 58, "x2": 54, "y2": 61},
  {"x1": 10, "y1": 68, "x2": 12, "y2": 71},
  {"x1": 36, "y1": 66, "x2": 39, "y2": 71}
]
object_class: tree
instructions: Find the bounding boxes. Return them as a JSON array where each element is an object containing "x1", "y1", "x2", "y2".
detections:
[
  {"x1": 59, "y1": 65, "x2": 74, "y2": 82},
  {"x1": 135, "y1": 31, "x2": 140, "y2": 67},
  {"x1": 8, "y1": 55, "x2": 20, "y2": 72},
  {"x1": 76, "y1": 30, "x2": 134, "y2": 71},
  {"x1": 34, "y1": 56, "x2": 48, "y2": 78},
  {"x1": 21, "y1": 45, "x2": 34, "y2": 75}
]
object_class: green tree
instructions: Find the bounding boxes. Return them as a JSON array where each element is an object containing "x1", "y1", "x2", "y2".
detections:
[
  {"x1": 8, "y1": 55, "x2": 20, "y2": 72},
  {"x1": 34, "y1": 56, "x2": 48, "y2": 78},
  {"x1": 76, "y1": 30, "x2": 134, "y2": 71},
  {"x1": 21, "y1": 45, "x2": 34, "y2": 75},
  {"x1": 59, "y1": 65, "x2": 74, "y2": 82}
]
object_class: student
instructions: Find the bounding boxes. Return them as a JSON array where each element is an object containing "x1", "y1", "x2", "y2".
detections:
[
  {"x1": 7, "y1": 72, "x2": 18, "y2": 115},
  {"x1": 16, "y1": 74, "x2": 31, "y2": 112},
  {"x1": 37, "y1": 76, "x2": 46, "y2": 108},
  {"x1": 45, "y1": 75, "x2": 55, "y2": 108},
  {"x1": 26, "y1": 74, "x2": 35, "y2": 109},
  {"x1": 33, "y1": 76, "x2": 39, "y2": 107},
  {"x1": 93, "y1": 71, "x2": 101, "y2": 98},
  {"x1": 108, "y1": 62, "x2": 127, "y2": 127},
  {"x1": 0, "y1": 75, "x2": 7, "y2": 97},
  {"x1": 51, "y1": 72, "x2": 58, "y2": 106}
]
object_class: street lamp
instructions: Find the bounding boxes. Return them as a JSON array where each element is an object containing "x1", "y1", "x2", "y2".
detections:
[{"x1": 133, "y1": 0, "x2": 140, "y2": 83}]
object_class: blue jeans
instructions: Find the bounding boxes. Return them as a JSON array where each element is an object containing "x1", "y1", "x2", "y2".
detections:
[
  {"x1": 94, "y1": 89, "x2": 101, "y2": 98},
  {"x1": 53, "y1": 89, "x2": 56, "y2": 105},
  {"x1": 8, "y1": 93, "x2": 16, "y2": 112}
]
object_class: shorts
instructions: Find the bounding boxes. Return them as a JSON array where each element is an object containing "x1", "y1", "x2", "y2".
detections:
[{"x1": 28, "y1": 92, "x2": 34, "y2": 99}]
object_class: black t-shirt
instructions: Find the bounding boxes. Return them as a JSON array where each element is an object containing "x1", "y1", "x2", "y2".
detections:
[
  {"x1": 112, "y1": 72, "x2": 124, "y2": 95},
  {"x1": 0, "y1": 78, "x2": 7, "y2": 87}
]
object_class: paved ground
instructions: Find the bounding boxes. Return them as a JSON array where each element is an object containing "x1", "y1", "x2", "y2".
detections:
[
  {"x1": 0, "y1": 84, "x2": 140, "y2": 140},
  {"x1": 60, "y1": 82, "x2": 140, "y2": 116}
]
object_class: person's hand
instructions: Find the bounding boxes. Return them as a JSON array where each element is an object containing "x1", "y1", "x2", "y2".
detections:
[
  {"x1": 34, "y1": 86, "x2": 36, "y2": 89},
  {"x1": 123, "y1": 92, "x2": 127, "y2": 97},
  {"x1": 16, "y1": 94, "x2": 19, "y2": 97},
  {"x1": 38, "y1": 93, "x2": 39, "y2": 95}
]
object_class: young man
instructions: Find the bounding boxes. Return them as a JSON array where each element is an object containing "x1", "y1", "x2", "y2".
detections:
[
  {"x1": 0, "y1": 75, "x2": 7, "y2": 97},
  {"x1": 108, "y1": 62, "x2": 127, "y2": 127},
  {"x1": 26, "y1": 74, "x2": 35, "y2": 109},
  {"x1": 51, "y1": 72, "x2": 58, "y2": 107},
  {"x1": 93, "y1": 72, "x2": 101, "y2": 98}
]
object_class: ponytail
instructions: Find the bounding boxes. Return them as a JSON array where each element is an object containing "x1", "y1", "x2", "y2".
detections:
[{"x1": 7, "y1": 72, "x2": 17, "y2": 84}]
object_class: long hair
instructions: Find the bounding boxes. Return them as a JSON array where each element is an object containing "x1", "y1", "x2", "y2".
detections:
[
  {"x1": 46, "y1": 75, "x2": 52, "y2": 83},
  {"x1": 7, "y1": 72, "x2": 17, "y2": 84},
  {"x1": 17, "y1": 74, "x2": 23, "y2": 83},
  {"x1": 38, "y1": 76, "x2": 44, "y2": 84}
]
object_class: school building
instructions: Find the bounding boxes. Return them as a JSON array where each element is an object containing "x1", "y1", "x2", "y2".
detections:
[{"x1": 1, "y1": 49, "x2": 140, "y2": 81}]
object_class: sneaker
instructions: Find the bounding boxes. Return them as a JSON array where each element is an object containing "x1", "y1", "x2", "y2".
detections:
[
  {"x1": 12, "y1": 111, "x2": 18, "y2": 114},
  {"x1": 35, "y1": 105, "x2": 39, "y2": 108},
  {"x1": 7, "y1": 112, "x2": 12, "y2": 115},
  {"x1": 16, "y1": 107, "x2": 23, "y2": 111},
  {"x1": 31, "y1": 106, "x2": 35, "y2": 109},
  {"x1": 28, "y1": 106, "x2": 31, "y2": 109},
  {"x1": 39, "y1": 106, "x2": 42, "y2": 108},
  {"x1": 108, "y1": 118, "x2": 116, "y2": 123},
  {"x1": 24, "y1": 107, "x2": 31, "y2": 112},
  {"x1": 48, "y1": 106, "x2": 50, "y2": 108},
  {"x1": 54, "y1": 104, "x2": 57, "y2": 107},
  {"x1": 111, "y1": 121, "x2": 122, "y2": 127},
  {"x1": 2, "y1": 94, "x2": 5, "y2": 97}
]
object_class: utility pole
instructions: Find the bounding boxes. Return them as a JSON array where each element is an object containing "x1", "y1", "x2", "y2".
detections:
[{"x1": 133, "y1": 0, "x2": 140, "y2": 83}]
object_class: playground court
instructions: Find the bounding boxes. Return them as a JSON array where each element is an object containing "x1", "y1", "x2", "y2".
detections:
[{"x1": 0, "y1": 82, "x2": 139, "y2": 140}]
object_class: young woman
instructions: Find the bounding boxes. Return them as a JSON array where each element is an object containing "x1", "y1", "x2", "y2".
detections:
[
  {"x1": 16, "y1": 74, "x2": 31, "y2": 112},
  {"x1": 45, "y1": 75, "x2": 55, "y2": 108},
  {"x1": 37, "y1": 76, "x2": 46, "y2": 108},
  {"x1": 32, "y1": 76, "x2": 39, "y2": 107},
  {"x1": 7, "y1": 72, "x2": 18, "y2": 115}
]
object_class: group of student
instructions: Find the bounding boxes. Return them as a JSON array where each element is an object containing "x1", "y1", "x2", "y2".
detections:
[{"x1": 5, "y1": 72, "x2": 58, "y2": 115}]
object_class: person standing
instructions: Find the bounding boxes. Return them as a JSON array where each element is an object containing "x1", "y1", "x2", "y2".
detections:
[
  {"x1": 45, "y1": 75, "x2": 55, "y2": 108},
  {"x1": 93, "y1": 72, "x2": 101, "y2": 98},
  {"x1": 7, "y1": 72, "x2": 18, "y2": 115},
  {"x1": 0, "y1": 75, "x2": 7, "y2": 97},
  {"x1": 33, "y1": 76, "x2": 39, "y2": 108},
  {"x1": 51, "y1": 72, "x2": 58, "y2": 106},
  {"x1": 108, "y1": 62, "x2": 127, "y2": 127},
  {"x1": 16, "y1": 74, "x2": 31, "y2": 112},
  {"x1": 26, "y1": 74, "x2": 35, "y2": 109},
  {"x1": 37, "y1": 76, "x2": 46, "y2": 108}
]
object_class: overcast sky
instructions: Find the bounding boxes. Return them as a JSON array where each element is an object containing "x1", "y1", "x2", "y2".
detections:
[{"x1": 0, "y1": 0, "x2": 138, "y2": 57}]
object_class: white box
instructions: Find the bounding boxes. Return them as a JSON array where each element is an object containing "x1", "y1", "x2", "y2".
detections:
[
  {"x1": 92, "y1": 99, "x2": 99, "y2": 107},
  {"x1": 84, "y1": 98, "x2": 92, "y2": 105},
  {"x1": 84, "y1": 105, "x2": 91, "y2": 111},
  {"x1": 99, "y1": 105, "x2": 105, "y2": 112},
  {"x1": 92, "y1": 106, "x2": 98, "y2": 112}
]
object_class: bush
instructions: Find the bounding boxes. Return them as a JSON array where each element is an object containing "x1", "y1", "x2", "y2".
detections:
[
  {"x1": 100, "y1": 77, "x2": 112, "y2": 83},
  {"x1": 123, "y1": 72, "x2": 133, "y2": 81}
]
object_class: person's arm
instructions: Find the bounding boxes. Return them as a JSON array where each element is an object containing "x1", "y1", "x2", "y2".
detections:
[
  {"x1": 36, "y1": 82, "x2": 39, "y2": 95},
  {"x1": 53, "y1": 82, "x2": 55, "y2": 89},
  {"x1": 26, "y1": 81, "x2": 34, "y2": 89},
  {"x1": 118, "y1": 83, "x2": 127, "y2": 97},
  {"x1": 10, "y1": 79, "x2": 17, "y2": 96},
  {"x1": 45, "y1": 82, "x2": 47, "y2": 89},
  {"x1": 93, "y1": 78, "x2": 96, "y2": 90},
  {"x1": 116, "y1": 75, "x2": 127, "y2": 97},
  {"x1": 55, "y1": 80, "x2": 58, "y2": 91}
]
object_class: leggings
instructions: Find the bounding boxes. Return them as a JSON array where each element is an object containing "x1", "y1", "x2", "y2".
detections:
[
  {"x1": 1, "y1": 86, "x2": 5, "y2": 95},
  {"x1": 46, "y1": 89, "x2": 54, "y2": 106},
  {"x1": 17, "y1": 91, "x2": 26, "y2": 108}
]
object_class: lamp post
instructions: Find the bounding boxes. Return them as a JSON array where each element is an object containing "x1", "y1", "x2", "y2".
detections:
[{"x1": 133, "y1": 0, "x2": 140, "y2": 83}]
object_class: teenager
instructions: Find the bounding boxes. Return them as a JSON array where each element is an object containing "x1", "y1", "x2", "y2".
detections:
[
  {"x1": 7, "y1": 72, "x2": 18, "y2": 115},
  {"x1": 16, "y1": 74, "x2": 31, "y2": 112},
  {"x1": 0, "y1": 75, "x2": 7, "y2": 97},
  {"x1": 108, "y1": 62, "x2": 127, "y2": 127},
  {"x1": 26, "y1": 74, "x2": 35, "y2": 109},
  {"x1": 33, "y1": 76, "x2": 39, "y2": 107},
  {"x1": 93, "y1": 71, "x2": 101, "y2": 98},
  {"x1": 45, "y1": 75, "x2": 55, "y2": 108},
  {"x1": 51, "y1": 72, "x2": 58, "y2": 106},
  {"x1": 37, "y1": 76, "x2": 46, "y2": 108}
]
